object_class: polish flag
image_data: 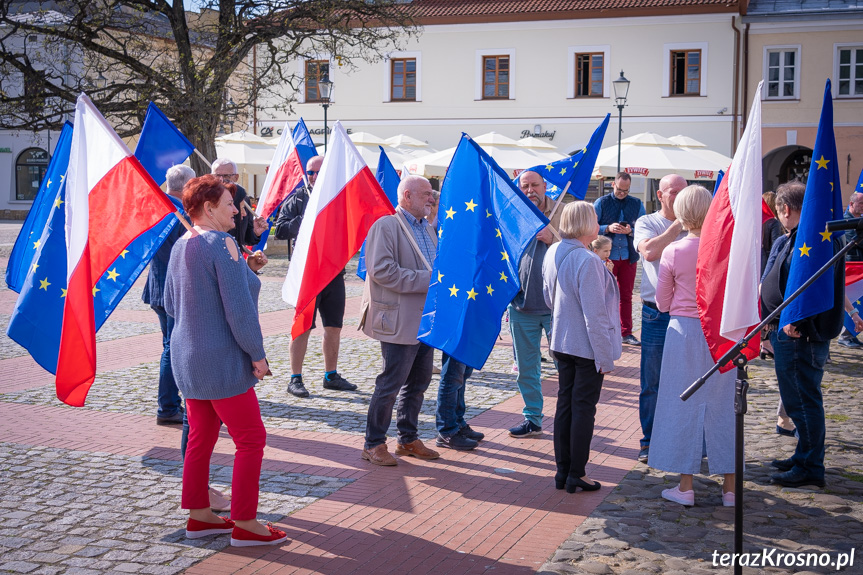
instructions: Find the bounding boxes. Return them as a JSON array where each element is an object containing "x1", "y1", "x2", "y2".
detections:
[
  {"x1": 282, "y1": 121, "x2": 395, "y2": 338},
  {"x1": 846, "y1": 262, "x2": 863, "y2": 334},
  {"x1": 256, "y1": 122, "x2": 306, "y2": 220},
  {"x1": 57, "y1": 94, "x2": 177, "y2": 406},
  {"x1": 696, "y1": 82, "x2": 764, "y2": 371}
]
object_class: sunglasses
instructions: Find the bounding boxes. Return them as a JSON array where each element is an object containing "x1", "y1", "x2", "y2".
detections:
[{"x1": 307, "y1": 170, "x2": 319, "y2": 176}]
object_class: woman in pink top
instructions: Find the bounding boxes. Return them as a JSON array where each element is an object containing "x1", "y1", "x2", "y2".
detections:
[{"x1": 647, "y1": 185, "x2": 736, "y2": 508}]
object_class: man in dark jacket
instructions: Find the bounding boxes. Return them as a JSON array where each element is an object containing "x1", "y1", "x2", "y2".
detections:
[
  {"x1": 838, "y1": 191, "x2": 863, "y2": 348},
  {"x1": 273, "y1": 155, "x2": 357, "y2": 397},
  {"x1": 212, "y1": 158, "x2": 268, "y2": 248},
  {"x1": 594, "y1": 172, "x2": 645, "y2": 346},
  {"x1": 761, "y1": 182, "x2": 845, "y2": 489}
]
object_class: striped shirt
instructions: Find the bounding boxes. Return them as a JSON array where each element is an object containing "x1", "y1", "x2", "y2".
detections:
[{"x1": 399, "y1": 207, "x2": 437, "y2": 266}]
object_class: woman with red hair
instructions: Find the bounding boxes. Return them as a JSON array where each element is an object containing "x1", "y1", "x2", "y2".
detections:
[{"x1": 165, "y1": 175, "x2": 286, "y2": 547}]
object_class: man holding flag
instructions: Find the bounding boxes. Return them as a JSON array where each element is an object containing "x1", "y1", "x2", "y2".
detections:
[
  {"x1": 274, "y1": 155, "x2": 357, "y2": 397},
  {"x1": 761, "y1": 81, "x2": 846, "y2": 489}
]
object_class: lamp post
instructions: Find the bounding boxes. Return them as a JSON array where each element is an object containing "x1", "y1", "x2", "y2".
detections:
[
  {"x1": 612, "y1": 70, "x2": 631, "y2": 176},
  {"x1": 319, "y1": 79, "x2": 333, "y2": 152}
]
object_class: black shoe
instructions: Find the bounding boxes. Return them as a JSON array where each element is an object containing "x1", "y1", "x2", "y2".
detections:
[
  {"x1": 436, "y1": 433, "x2": 478, "y2": 451},
  {"x1": 837, "y1": 337, "x2": 863, "y2": 349},
  {"x1": 458, "y1": 425, "x2": 485, "y2": 442},
  {"x1": 565, "y1": 477, "x2": 602, "y2": 493},
  {"x1": 622, "y1": 335, "x2": 641, "y2": 346},
  {"x1": 156, "y1": 412, "x2": 184, "y2": 426},
  {"x1": 775, "y1": 426, "x2": 797, "y2": 438},
  {"x1": 771, "y1": 468, "x2": 825, "y2": 489},
  {"x1": 770, "y1": 458, "x2": 794, "y2": 471},
  {"x1": 554, "y1": 472, "x2": 567, "y2": 490},
  {"x1": 288, "y1": 375, "x2": 310, "y2": 398},
  {"x1": 323, "y1": 372, "x2": 358, "y2": 391}
]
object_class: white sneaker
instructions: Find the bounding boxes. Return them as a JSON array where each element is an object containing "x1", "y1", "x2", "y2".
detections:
[
  {"x1": 722, "y1": 490, "x2": 735, "y2": 507},
  {"x1": 661, "y1": 484, "x2": 695, "y2": 506},
  {"x1": 511, "y1": 362, "x2": 519, "y2": 373}
]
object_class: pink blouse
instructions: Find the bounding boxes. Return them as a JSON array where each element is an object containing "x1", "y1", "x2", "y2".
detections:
[{"x1": 655, "y1": 235, "x2": 700, "y2": 319}]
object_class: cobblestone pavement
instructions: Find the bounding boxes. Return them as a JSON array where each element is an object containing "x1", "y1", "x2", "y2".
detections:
[{"x1": 540, "y1": 345, "x2": 863, "y2": 575}]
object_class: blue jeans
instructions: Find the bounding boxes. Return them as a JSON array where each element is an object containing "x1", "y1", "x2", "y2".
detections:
[
  {"x1": 365, "y1": 342, "x2": 434, "y2": 449},
  {"x1": 639, "y1": 305, "x2": 670, "y2": 449},
  {"x1": 436, "y1": 353, "x2": 474, "y2": 438},
  {"x1": 770, "y1": 330, "x2": 829, "y2": 480},
  {"x1": 152, "y1": 305, "x2": 182, "y2": 418},
  {"x1": 508, "y1": 305, "x2": 551, "y2": 427}
]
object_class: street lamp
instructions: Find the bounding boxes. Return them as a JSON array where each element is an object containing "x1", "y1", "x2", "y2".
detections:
[
  {"x1": 319, "y1": 79, "x2": 333, "y2": 152},
  {"x1": 612, "y1": 70, "x2": 631, "y2": 176},
  {"x1": 95, "y1": 72, "x2": 107, "y2": 90}
]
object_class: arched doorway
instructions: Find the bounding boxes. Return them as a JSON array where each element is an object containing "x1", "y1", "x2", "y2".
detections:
[
  {"x1": 762, "y1": 145, "x2": 813, "y2": 193},
  {"x1": 15, "y1": 147, "x2": 49, "y2": 201}
]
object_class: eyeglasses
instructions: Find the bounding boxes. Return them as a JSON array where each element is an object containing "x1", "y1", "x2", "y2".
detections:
[
  {"x1": 216, "y1": 173, "x2": 237, "y2": 179},
  {"x1": 307, "y1": 170, "x2": 319, "y2": 176}
]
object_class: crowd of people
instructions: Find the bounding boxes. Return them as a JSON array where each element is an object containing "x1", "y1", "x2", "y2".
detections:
[{"x1": 143, "y1": 152, "x2": 862, "y2": 546}]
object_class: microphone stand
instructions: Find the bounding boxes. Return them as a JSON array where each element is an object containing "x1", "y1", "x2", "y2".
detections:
[{"x1": 680, "y1": 218, "x2": 862, "y2": 575}]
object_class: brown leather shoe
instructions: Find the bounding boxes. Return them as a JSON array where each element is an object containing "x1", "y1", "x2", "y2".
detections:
[
  {"x1": 362, "y1": 444, "x2": 397, "y2": 466},
  {"x1": 395, "y1": 439, "x2": 440, "y2": 460}
]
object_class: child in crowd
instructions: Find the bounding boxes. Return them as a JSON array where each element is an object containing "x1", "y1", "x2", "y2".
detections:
[{"x1": 590, "y1": 236, "x2": 615, "y2": 273}]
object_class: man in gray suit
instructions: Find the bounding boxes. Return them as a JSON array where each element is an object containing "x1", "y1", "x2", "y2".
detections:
[{"x1": 360, "y1": 175, "x2": 440, "y2": 466}]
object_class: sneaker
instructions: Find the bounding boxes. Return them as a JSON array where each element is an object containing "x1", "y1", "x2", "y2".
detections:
[
  {"x1": 459, "y1": 425, "x2": 485, "y2": 442},
  {"x1": 156, "y1": 411, "x2": 184, "y2": 426},
  {"x1": 837, "y1": 336, "x2": 863, "y2": 349},
  {"x1": 511, "y1": 362, "x2": 519, "y2": 373},
  {"x1": 722, "y1": 490, "x2": 735, "y2": 507},
  {"x1": 230, "y1": 523, "x2": 289, "y2": 547},
  {"x1": 775, "y1": 425, "x2": 797, "y2": 437},
  {"x1": 661, "y1": 484, "x2": 695, "y2": 506},
  {"x1": 436, "y1": 433, "x2": 478, "y2": 451},
  {"x1": 622, "y1": 334, "x2": 641, "y2": 346},
  {"x1": 288, "y1": 375, "x2": 310, "y2": 398},
  {"x1": 638, "y1": 447, "x2": 649, "y2": 463},
  {"x1": 186, "y1": 516, "x2": 235, "y2": 539},
  {"x1": 508, "y1": 419, "x2": 542, "y2": 438},
  {"x1": 323, "y1": 372, "x2": 357, "y2": 391}
]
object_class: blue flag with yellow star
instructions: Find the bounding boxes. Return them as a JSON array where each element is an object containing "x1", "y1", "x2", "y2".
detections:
[
  {"x1": 7, "y1": 119, "x2": 182, "y2": 374},
  {"x1": 779, "y1": 80, "x2": 845, "y2": 329},
  {"x1": 418, "y1": 134, "x2": 547, "y2": 369},
  {"x1": 357, "y1": 147, "x2": 400, "y2": 280},
  {"x1": 518, "y1": 114, "x2": 609, "y2": 200},
  {"x1": 6, "y1": 122, "x2": 74, "y2": 294}
]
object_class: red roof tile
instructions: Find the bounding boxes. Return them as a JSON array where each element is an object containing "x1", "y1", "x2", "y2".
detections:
[{"x1": 408, "y1": 0, "x2": 740, "y2": 22}]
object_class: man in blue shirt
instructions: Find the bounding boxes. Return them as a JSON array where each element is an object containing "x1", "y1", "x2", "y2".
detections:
[{"x1": 594, "y1": 173, "x2": 645, "y2": 346}]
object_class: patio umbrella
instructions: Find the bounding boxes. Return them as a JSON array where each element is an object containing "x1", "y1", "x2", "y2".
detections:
[
  {"x1": 591, "y1": 132, "x2": 729, "y2": 180},
  {"x1": 215, "y1": 131, "x2": 275, "y2": 166},
  {"x1": 669, "y1": 135, "x2": 733, "y2": 174}
]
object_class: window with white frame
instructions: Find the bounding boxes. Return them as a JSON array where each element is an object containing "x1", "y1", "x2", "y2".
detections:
[
  {"x1": 836, "y1": 45, "x2": 863, "y2": 97},
  {"x1": 662, "y1": 42, "x2": 708, "y2": 97},
  {"x1": 567, "y1": 45, "x2": 610, "y2": 99},
  {"x1": 764, "y1": 46, "x2": 800, "y2": 99},
  {"x1": 383, "y1": 51, "x2": 422, "y2": 102}
]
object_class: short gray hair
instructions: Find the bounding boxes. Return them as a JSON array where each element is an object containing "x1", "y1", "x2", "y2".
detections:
[
  {"x1": 166, "y1": 165, "x2": 195, "y2": 193},
  {"x1": 397, "y1": 175, "x2": 430, "y2": 202},
  {"x1": 559, "y1": 201, "x2": 598, "y2": 239},
  {"x1": 211, "y1": 158, "x2": 237, "y2": 174},
  {"x1": 673, "y1": 185, "x2": 712, "y2": 230}
]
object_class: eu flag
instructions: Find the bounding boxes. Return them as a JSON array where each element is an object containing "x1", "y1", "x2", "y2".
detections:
[
  {"x1": 6, "y1": 122, "x2": 73, "y2": 294},
  {"x1": 135, "y1": 102, "x2": 195, "y2": 186},
  {"x1": 357, "y1": 147, "x2": 399, "y2": 280},
  {"x1": 418, "y1": 135, "x2": 547, "y2": 369},
  {"x1": 519, "y1": 114, "x2": 609, "y2": 200},
  {"x1": 779, "y1": 80, "x2": 845, "y2": 328}
]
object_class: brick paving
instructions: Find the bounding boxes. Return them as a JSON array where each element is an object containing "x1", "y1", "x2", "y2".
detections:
[{"x1": 2, "y1": 219, "x2": 862, "y2": 574}]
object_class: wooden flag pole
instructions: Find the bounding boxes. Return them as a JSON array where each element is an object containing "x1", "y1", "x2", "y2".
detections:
[
  {"x1": 193, "y1": 148, "x2": 212, "y2": 168},
  {"x1": 542, "y1": 180, "x2": 571, "y2": 241}
]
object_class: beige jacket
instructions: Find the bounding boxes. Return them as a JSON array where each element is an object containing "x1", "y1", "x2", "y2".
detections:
[{"x1": 360, "y1": 209, "x2": 437, "y2": 345}]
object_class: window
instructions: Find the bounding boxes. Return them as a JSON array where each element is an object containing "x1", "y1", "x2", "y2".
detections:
[
  {"x1": 670, "y1": 49, "x2": 701, "y2": 96},
  {"x1": 304, "y1": 59, "x2": 330, "y2": 102},
  {"x1": 763, "y1": 47, "x2": 800, "y2": 99},
  {"x1": 15, "y1": 147, "x2": 49, "y2": 201},
  {"x1": 837, "y1": 45, "x2": 863, "y2": 97},
  {"x1": 576, "y1": 53, "x2": 604, "y2": 97},
  {"x1": 391, "y1": 58, "x2": 416, "y2": 101},
  {"x1": 483, "y1": 55, "x2": 509, "y2": 99}
]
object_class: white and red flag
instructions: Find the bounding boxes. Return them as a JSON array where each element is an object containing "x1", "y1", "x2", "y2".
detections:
[
  {"x1": 58, "y1": 94, "x2": 176, "y2": 405},
  {"x1": 282, "y1": 121, "x2": 395, "y2": 338},
  {"x1": 696, "y1": 82, "x2": 765, "y2": 371},
  {"x1": 256, "y1": 122, "x2": 306, "y2": 220}
]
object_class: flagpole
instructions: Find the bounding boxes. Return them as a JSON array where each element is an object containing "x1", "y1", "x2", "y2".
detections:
[
  {"x1": 543, "y1": 180, "x2": 571, "y2": 241},
  {"x1": 193, "y1": 148, "x2": 212, "y2": 168}
]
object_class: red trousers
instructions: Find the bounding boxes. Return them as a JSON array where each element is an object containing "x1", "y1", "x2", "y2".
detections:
[
  {"x1": 611, "y1": 259, "x2": 637, "y2": 337},
  {"x1": 182, "y1": 388, "x2": 266, "y2": 521}
]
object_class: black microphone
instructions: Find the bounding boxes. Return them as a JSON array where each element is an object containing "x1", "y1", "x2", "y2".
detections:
[{"x1": 826, "y1": 217, "x2": 863, "y2": 232}]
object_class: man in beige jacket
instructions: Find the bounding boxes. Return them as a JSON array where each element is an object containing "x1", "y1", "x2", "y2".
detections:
[{"x1": 360, "y1": 175, "x2": 440, "y2": 466}]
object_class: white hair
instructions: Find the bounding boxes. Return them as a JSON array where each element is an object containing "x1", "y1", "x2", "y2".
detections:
[
  {"x1": 211, "y1": 158, "x2": 237, "y2": 173},
  {"x1": 165, "y1": 164, "x2": 195, "y2": 193},
  {"x1": 397, "y1": 175, "x2": 430, "y2": 203}
]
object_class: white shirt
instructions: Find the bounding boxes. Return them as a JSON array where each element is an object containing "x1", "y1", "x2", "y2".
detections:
[{"x1": 633, "y1": 211, "x2": 688, "y2": 304}]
